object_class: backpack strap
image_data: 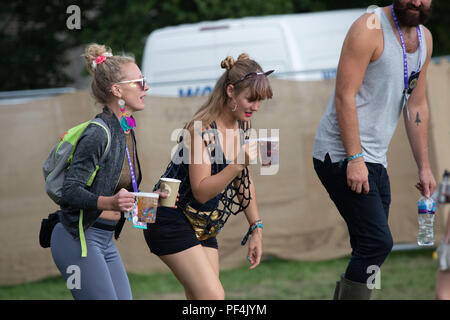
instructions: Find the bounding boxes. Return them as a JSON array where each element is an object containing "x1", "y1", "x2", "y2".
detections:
[
  {"x1": 91, "y1": 118, "x2": 111, "y2": 164},
  {"x1": 85, "y1": 119, "x2": 111, "y2": 188},
  {"x1": 79, "y1": 209, "x2": 87, "y2": 257},
  {"x1": 79, "y1": 118, "x2": 111, "y2": 258}
]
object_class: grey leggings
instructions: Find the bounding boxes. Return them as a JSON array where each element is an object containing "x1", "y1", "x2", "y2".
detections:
[{"x1": 51, "y1": 222, "x2": 132, "y2": 300}]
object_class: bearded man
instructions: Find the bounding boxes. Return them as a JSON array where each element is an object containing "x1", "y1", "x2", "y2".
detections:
[{"x1": 312, "y1": 0, "x2": 435, "y2": 299}]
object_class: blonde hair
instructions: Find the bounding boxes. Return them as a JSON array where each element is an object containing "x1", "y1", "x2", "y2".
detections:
[
  {"x1": 184, "y1": 53, "x2": 273, "y2": 131},
  {"x1": 83, "y1": 43, "x2": 135, "y2": 105}
]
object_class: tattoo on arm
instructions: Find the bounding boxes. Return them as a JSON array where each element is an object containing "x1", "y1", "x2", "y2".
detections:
[{"x1": 415, "y1": 112, "x2": 421, "y2": 126}]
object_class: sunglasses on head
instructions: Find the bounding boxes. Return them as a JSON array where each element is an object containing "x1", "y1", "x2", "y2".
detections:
[
  {"x1": 116, "y1": 77, "x2": 147, "y2": 90},
  {"x1": 230, "y1": 70, "x2": 274, "y2": 86}
]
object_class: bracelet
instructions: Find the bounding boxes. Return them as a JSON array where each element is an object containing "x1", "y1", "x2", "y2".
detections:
[
  {"x1": 241, "y1": 220, "x2": 263, "y2": 246},
  {"x1": 347, "y1": 152, "x2": 364, "y2": 162},
  {"x1": 250, "y1": 219, "x2": 262, "y2": 228}
]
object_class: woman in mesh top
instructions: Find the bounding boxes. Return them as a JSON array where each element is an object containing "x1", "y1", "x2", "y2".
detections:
[{"x1": 143, "y1": 53, "x2": 274, "y2": 299}]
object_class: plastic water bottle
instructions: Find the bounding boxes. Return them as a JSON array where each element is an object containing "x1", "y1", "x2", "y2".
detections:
[{"x1": 417, "y1": 196, "x2": 436, "y2": 246}]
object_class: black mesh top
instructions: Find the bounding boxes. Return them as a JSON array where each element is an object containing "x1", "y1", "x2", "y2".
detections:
[{"x1": 153, "y1": 120, "x2": 252, "y2": 236}]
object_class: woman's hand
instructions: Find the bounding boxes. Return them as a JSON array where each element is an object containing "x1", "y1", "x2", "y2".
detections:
[
  {"x1": 155, "y1": 189, "x2": 180, "y2": 208},
  {"x1": 247, "y1": 227, "x2": 263, "y2": 270},
  {"x1": 111, "y1": 188, "x2": 135, "y2": 212},
  {"x1": 236, "y1": 140, "x2": 258, "y2": 168}
]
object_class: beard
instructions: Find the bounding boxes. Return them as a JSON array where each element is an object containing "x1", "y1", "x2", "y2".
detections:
[{"x1": 393, "y1": 0, "x2": 433, "y2": 26}]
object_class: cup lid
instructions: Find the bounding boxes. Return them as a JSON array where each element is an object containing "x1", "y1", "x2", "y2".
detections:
[
  {"x1": 160, "y1": 178, "x2": 182, "y2": 183},
  {"x1": 133, "y1": 192, "x2": 159, "y2": 198},
  {"x1": 245, "y1": 137, "x2": 279, "y2": 142}
]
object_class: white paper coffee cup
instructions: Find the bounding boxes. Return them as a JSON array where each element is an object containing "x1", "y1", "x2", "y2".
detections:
[{"x1": 159, "y1": 178, "x2": 181, "y2": 207}]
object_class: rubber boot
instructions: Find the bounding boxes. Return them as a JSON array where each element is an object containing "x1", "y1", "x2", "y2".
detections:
[
  {"x1": 337, "y1": 274, "x2": 372, "y2": 300},
  {"x1": 333, "y1": 280, "x2": 340, "y2": 300}
]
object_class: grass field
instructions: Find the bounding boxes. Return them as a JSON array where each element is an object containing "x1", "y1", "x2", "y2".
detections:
[{"x1": 0, "y1": 248, "x2": 439, "y2": 300}]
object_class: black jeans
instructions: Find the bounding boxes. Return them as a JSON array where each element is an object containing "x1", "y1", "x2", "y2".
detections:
[{"x1": 313, "y1": 153, "x2": 393, "y2": 284}]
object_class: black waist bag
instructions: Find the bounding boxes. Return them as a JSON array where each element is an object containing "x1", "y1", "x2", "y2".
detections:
[{"x1": 39, "y1": 211, "x2": 60, "y2": 248}]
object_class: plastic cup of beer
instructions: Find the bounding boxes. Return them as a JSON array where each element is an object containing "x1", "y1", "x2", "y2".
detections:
[
  {"x1": 132, "y1": 192, "x2": 159, "y2": 223},
  {"x1": 259, "y1": 137, "x2": 279, "y2": 166},
  {"x1": 159, "y1": 178, "x2": 181, "y2": 207},
  {"x1": 245, "y1": 137, "x2": 279, "y2": 167}
]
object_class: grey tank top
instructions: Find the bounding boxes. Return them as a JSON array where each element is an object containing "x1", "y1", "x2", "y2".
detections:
[{"x1": 312, "y1": 8, "x2": 427, "y2": 168}]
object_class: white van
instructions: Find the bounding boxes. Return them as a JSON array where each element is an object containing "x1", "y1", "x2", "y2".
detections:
[{"x1": 142, "y1": 9, "x2": 366, "y2": 97}]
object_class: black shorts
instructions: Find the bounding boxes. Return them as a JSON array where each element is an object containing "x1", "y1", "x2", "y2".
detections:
[{"x1": 143, "y1": 206, "x2": 218, "y2": 256}]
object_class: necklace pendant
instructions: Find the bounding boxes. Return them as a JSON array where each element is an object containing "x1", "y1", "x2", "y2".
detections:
[{"x1": 120, "y1": 116, "x2": 134, "y2": 133}]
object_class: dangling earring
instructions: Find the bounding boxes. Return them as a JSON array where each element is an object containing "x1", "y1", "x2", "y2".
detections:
[
  {"x1": 231, "y1": 103, "x2": 237, "y2": 112},
  {"x1": 118, "y1": 99, "x2": 136, "y2": 133},
  {"x1": 118, "y1": 99, "x2": 125, "y2": 110}
]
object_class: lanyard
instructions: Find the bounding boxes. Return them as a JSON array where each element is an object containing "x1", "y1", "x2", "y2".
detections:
[
  {"x1": 390, "y1": 4, "x2": 423, "y2": 92},
  {"x1": 125, "y1": 134, "x2": 138, "y2": 193},
  {"x1": 125, "y1": 132, "x2": 147, "y2": 229}
]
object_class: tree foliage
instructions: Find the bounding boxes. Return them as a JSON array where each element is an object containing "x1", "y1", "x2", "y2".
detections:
[
  {"x1": 0, "y1": 0, "x2": 96, "y2": 90},
  {"x1": 1, "y1": 0, "x2": 448, "y2": 91}
]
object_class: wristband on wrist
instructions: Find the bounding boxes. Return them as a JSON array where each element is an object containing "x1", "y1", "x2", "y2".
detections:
[
  {"x1": 241, "y1": 220, "x2": 263, "y2": 246},
  {"x1": 347, "y1": 152, "x2": 364, "y2": 162},
  {"x1": 250, "y1": 219, "x2": 262, "y2": 228}
]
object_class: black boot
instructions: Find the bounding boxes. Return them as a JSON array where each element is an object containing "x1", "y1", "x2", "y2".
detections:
[{"x1": 337, "y1": 274, "x2": 372, "y2": 300}]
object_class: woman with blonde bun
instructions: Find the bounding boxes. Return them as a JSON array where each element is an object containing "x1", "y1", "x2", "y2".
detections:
[
  {"x1": 50, "y1": 43, "x2": 165, "y2": 299},
  {"x1": 143, "y1": 53, "x2": 274, "y2": 299}
]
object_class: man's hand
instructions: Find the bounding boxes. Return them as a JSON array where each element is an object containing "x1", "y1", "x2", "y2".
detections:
[
  {"x1": 347, "y1": 159, "x2": 370, "y2": 194},
  {"x1": 415, "y1": 167, "x2": 436, "y2": 198}
]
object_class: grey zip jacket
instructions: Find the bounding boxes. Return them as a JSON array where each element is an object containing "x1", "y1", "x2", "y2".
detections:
[{"x1": 58, "y1": 106, "x2": 142, "y2": 240}]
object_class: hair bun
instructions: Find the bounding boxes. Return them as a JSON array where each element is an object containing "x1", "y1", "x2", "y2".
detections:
[
  {"x1": 237, "y1": 53, "x2": 250, "y2": 61},
  {"x1": 221, "y1": 56, "x2": 235, "y2": 70},
  {"x1": 84, "y1": 43, "x2": 113, "y2": 75}
]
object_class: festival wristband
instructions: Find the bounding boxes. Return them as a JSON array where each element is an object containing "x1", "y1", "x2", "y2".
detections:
[
  {"x1": 250, "y1": 219, "x2": 263, "y2": 228},
  {"x1": 347, "y1": 152, "x2": 364, "y2": 162},
  {"x1": 241, "y1": 221, "x2": 263, "y2": 246}
]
